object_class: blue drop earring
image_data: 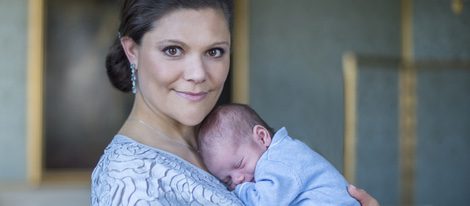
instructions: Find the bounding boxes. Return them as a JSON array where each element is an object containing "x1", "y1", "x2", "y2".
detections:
[{"x1": 130, "y1": 63, "x2": 137, "y2": 94}]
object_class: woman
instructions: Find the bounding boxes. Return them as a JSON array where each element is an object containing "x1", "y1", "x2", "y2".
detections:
[{"x1": 91, "y1": 0, "x2": 379, "y2": 205}]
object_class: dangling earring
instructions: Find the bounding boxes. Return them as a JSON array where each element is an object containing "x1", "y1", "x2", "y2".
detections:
[{"x1": 130, "y1": 63, "x2": 137, "y2": 94}]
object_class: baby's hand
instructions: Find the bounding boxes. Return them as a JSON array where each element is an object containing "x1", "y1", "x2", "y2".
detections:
[
  {"x1": 226, "y1": 180, "x2": 253, "y2": 191},
  {"x1": 225, "y1": 176, "x2": 253, "y2": 191},
  {"x1": 226, "y1": 180, "x2": 239, "y2": 191}
]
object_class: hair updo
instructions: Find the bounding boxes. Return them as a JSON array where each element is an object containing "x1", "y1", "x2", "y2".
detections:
[{"x1": 106, "y1": 0, "x2": 234, "y2": 92}]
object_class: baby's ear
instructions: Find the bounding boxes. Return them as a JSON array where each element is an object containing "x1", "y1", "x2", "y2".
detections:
[{"x1": 253, "y1": 125, "x2": 272, "y2": 148}]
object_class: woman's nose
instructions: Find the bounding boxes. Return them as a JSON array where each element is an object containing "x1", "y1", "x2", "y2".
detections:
[{"x1": 184, "y1": 55, "x2": 206, "y2": 83}]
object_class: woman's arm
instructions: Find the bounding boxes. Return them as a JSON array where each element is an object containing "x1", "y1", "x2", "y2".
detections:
[{"x1": 348, "y1": 185, "x2": 380, "y2": 206}]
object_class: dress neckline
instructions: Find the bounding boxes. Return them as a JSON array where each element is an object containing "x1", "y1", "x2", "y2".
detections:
[{"x1": 114, "y1": 134, "x2": 217, "y2": 180}]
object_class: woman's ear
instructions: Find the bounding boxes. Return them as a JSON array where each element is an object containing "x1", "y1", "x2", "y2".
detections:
[
  {"x1": 120, "y1": 36, "x2": 139, "y2": 65},
  {"x1": 252, "y1": 125, "x2": 272, "y2": 148}
]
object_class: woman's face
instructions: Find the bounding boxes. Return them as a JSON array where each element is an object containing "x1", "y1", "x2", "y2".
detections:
[{"x1": 130, "y1": 8, "x2": 231, "y2": 126}]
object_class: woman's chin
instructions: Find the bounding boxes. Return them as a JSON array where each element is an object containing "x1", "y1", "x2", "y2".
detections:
[{"x1": 177, "y1": 112, "x2": 208, "y2": 126}]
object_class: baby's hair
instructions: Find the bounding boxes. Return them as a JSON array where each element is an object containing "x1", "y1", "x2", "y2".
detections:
[{"x1": 198, "y1": 103, "x2": 274, "y2": 153}]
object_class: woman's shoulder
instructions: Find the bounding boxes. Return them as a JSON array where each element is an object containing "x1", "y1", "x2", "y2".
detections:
[{"x1": 91, "y1": 134, "x2": 243, "y2": 206}]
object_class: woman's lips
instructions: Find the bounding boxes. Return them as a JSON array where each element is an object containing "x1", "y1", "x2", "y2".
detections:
[{"x1": 176, "y1": 91, "x2": 208, "y2": 102}]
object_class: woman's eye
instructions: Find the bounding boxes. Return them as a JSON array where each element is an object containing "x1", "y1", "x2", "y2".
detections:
[
  {"x1": 207, "y1": 48, "x2": 225, "y2": 58},
  {"x1": 163, "y1": 46, "x2": 183, "y2": 57}
]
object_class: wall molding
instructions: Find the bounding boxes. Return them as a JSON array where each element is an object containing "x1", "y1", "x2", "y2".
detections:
[
  {"x1": 26, "y1": 0, "x2": 44, "y2": 185},
  {"x1": 232, "y1": 0, "x2": 249, "y2": 104}
]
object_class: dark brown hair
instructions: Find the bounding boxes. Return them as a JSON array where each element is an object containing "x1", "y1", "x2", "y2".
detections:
[
  {"x1": 198, "y1": 103, "x2": 275, "y2": 150},
  {"x1": 106, "y1": 0, "x2": 234, "y2": 92}
]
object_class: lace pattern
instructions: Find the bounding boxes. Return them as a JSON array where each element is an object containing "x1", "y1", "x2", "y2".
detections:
[{"x1": 91, "y1": 135, "x2": 244, "y2": 206}]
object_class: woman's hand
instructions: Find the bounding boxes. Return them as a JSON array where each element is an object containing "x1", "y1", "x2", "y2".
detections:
[{"x1": 348, "y1": 185, "x2": 380, "y2": 206}]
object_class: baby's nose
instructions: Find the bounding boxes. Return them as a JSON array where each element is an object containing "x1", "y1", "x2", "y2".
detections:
[
  {"x1": 228, "y1": 175, "x2": 244, "y2": 190},
  {"x1": 233, "y1": 175, "x2": 245, "y2": 184}
]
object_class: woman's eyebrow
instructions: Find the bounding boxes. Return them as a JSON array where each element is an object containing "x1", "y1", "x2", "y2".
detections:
[
  {"x1": 157, "y1": 39, "x2": 187, "y2": 47},
  {"x1": 156, "y1": 40, "x2": 229, "y2": 49},
  {"x1": 210, "y1": 41, "x2": 230, "y2": 47}
]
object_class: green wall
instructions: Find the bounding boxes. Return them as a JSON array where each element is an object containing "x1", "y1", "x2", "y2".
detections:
[
  {"x1": 249, "y1": 0, "x2": 400, "y2": 204},
  {"x1": 249, "y1": 0, "x2": 469, "y2": 205},
  {"x1": 0, "y1": 0, "x2": 28, "y2": 182},
  {"x1": 414, "y1": 0, "x2": 470, "y2": 205}
]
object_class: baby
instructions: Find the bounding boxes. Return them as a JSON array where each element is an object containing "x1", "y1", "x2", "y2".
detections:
[{"x1": 198, "y1": 103, "x2": 360, "y2": 206}]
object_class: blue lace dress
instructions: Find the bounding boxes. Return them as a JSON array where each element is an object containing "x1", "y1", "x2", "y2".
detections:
[{"x1": 91, "y1": 135, "x2": 244, "y2": 206}]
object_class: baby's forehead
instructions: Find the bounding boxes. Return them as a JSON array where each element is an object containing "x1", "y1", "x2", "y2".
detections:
[
  {"x1": 201, "y1": 130, "x2": 242, "y2": 147},
  {"x1": 202, "y1": 140, "x2": 245, "y2": 164},
  {"x1": 202, "y1": 139, "x2": 236, "y2": 156},
  {"x1": 203, "y1": 145, "x2": 237, "y2": 172}
]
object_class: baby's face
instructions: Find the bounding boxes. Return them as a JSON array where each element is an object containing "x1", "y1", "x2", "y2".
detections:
[{"x1": 204, "y1": 139, "x2": 268, "y2": 190}]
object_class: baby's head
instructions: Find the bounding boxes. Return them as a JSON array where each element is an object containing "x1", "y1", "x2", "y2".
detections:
[{"x1": 198, "y1": 103, "x2": 274, "y2": 190}]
